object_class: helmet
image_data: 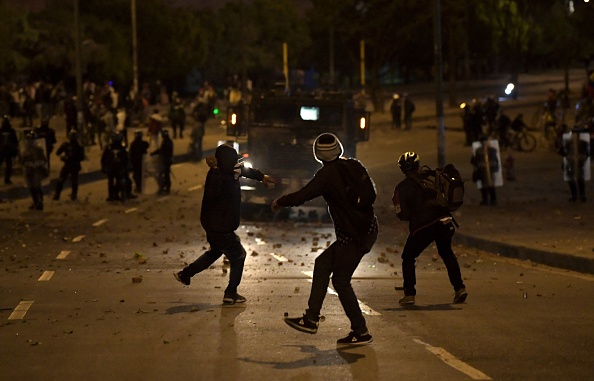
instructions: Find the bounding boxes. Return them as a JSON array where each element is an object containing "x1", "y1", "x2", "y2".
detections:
[
  {"x1": 111, "y1": 132, "x2": 124, "y2": 144},
  {"x1": 68, "y1": 130, "x2": 78, "y2": 141},
  {"x1": 134, "y1": 130, "x2": 143, "y2": 138},
  {"x1": 161, "y1": 129, "x2": 170, "y2": 137},
  {"x1": 2, "y1": 115, "x2": 10, "y2": 128},
  {"x1": 398, "y1": 152, "x2": 420, "y2": 174},
  {"x1": 25, "y1": 129, "x2": 37, "y2": 140}
]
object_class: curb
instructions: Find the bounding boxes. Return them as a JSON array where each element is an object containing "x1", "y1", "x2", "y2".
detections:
[{"x1": 454, "y1": 233, "x2": 594, "y2": 275}]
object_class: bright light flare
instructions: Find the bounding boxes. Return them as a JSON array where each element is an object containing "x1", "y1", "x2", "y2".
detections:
[
  {"x1": 359, "y1": 117, "x2": 366, "y2": 129},
  {"x1": 505, "y1": 83, "x2": 515, "y2": 95}
]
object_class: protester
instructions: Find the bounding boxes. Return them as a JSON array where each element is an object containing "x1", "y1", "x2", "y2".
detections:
[
  {"x1": 273, "y1": 133, "x2": 378, "y2": 345},
  {"x1": 392, "y1": 151, "x2": 467, "y2": 306},
  {"x1": 53, "y1": 130, "x2": 85, "y2": 201},
  {"x1": 174, "y1": 143, "x2": 274, "y2": 305}
]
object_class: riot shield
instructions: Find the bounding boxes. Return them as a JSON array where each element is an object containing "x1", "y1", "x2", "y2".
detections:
[
  {"x1": 472, "y1": 139, "x2": 503, "y2": 189},
  {"x1": 562, "y1": 131, "x2": 591, "y2": 182}
]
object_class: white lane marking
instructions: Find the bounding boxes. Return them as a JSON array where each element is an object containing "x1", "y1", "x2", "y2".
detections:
[
  {"x1": 413, "y1": 338, "x2": 492, "y2": 380},
  {"x1": 72, "y1": 235, "x2": 85, "y2": 243},
  {"x1": 56, "y1": 250, "x2": 70, "y2": 260},
  {"x1": 8, "y1": 301, "x2": 34, "y2": 320},
  {"x1": 269, "y1": 252, "x2": 288, "y2": 262},
  {"x1": 38, "y1": 271, "x2": 55, "y2": 281},
  {"x1": 92, "y1": 218, "x2": 108, "y2": 227},
  {"x1": 125, "y1": 207, "x2": 139, "y2": 214},
  {"x1": 188, "y1": 184, "x2": 203, "y2": 192},
  {"x1": 301, "y1": 271, "x2": 381, "y2": 316},
  {"x1": 157, "y1": 196, "x2": 170, "y2": 202}
]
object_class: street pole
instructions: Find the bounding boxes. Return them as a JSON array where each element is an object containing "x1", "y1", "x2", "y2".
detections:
[
  {"x1": 131, "y1": 0, "x2": 138, "y2": 96},
  {"x1": 434, "y1": 0, "x2": 446, "y2": 167},
  {"x1": 283, "y1": 42, "x2": 289, "y2": 93},
  {"x1": 74, "y1": 0, "x2": 84, "y2": 133},
  {"x1": 360, "y1": 40, "x2": 365, "y2": 87}
]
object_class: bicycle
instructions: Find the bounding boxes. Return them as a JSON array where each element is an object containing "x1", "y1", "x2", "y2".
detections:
[{"x1": 505, "y1": 126, "x2": 537, "y2": 153}]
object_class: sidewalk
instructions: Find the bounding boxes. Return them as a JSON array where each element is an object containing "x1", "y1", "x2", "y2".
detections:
[{"x1": 2, "y1": 69, "x2": 593, "y2": 275}]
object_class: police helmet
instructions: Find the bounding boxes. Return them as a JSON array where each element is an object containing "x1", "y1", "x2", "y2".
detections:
[
  {"x1": 161, "y1": 129, "x2": 170, "y2": 137},
  {"x1": 68, "y1": 130, "x2": 78, "y2": 140},
  {"x1": 25, "y1": 129, "x2": 36, "y2": 140},
  {"x1": 111, "y1": 132, "x2": 124, "y2": 144},
  {"x1": 134, "y1": 130, "x2": 143, "y2": 138},
  {"x1": 2, "y1": 115, "x2": 10, "y2": 128},
  {"x1": 398, "y1": 152, "x2": 420, "y2": 174}
]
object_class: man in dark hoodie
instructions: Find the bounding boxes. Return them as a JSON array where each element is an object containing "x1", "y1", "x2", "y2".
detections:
[
  {"x1": 272, "y1": 133, "x2": 378, "y2": 345},
  {"x1": 174, "y1": 143, "x2": 274, "y2": 305}
]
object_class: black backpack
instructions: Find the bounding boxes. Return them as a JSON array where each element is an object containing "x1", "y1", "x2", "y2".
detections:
[
  {"x1": 415, "y1": 164, "x2": 464, "y2": 211},
  {"x1": 337, "y1": 158, "x2": 376, "y2": 210}
]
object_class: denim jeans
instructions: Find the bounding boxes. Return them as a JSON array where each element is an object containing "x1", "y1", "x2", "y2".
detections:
[
  {"x1": 183, "y1": 232, "x2": 246, "y2": 296},
  {"x1": 401, "y1": 220, "x2": 465, "y2": 296},
  {"x1": 305, "y1": 229, "x2": 377, "y2": 335}
]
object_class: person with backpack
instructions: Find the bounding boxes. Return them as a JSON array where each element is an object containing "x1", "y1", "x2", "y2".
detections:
[
  {"x1": 53, "y1": 130, "x2": 85, "y2": 201},
  {"x1": 272, "y1": 132, "x2": 378, "y2": 345},
  {"x1": 392, "y1": 151, "x2": 468, "y2": 306}
]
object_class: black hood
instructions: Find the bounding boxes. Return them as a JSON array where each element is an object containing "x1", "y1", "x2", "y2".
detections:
[{"x1": 215, "y1": 144, "x2": 238, "y2": 174}]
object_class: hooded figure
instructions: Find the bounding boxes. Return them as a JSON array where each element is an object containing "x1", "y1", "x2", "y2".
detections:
[{"x1": 174, "y1": 143, "x2": 274, "y2": 306}]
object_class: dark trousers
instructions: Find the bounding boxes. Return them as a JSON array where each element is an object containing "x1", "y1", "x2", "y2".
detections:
[
  {"x1": 54, "y1": 167, "x2": 79, "y2": 200},
  {"x1": 401, "y1": 220, "x2": 465, "y2": 296},
  {"x1": 480, "y1": 187, "x2": 497, "y2": 204},
  {"x1": 568, "y1": 178, "x2": 586, "y2": 200},
  {"x1": 107, "y1": 171, "x2": 124, "y2": 200},
  {"x1": 305, "y1": 229, "x2": 377, "y2": 335},
  {"x1": 0, "y1": 155, "x2": 13, "y2": 183},
  {"x1": 158, "y1": 165, "x2": 171, "y2": 192},
  {"x1": 132, "y1": 167, "x2": 142, "y2": 192},
  {"x1": 29, "y1": 186, "x2": 43, "y2": 209},
  {"x1": 182, "y1": 232, "x2": 246, "y2": 296}
]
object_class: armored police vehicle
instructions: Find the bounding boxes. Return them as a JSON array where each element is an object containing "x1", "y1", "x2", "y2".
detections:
[{"x1": 225, "y1": 90, "x2": 370, "y2": 209}]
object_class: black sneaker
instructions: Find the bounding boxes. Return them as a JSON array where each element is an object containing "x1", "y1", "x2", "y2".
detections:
[
  {"x1": 337, "y1": 331, "x2": 373, "y2": 345},
  {"x1": 174, "y1": 271, "x2": 191, "y2": 286},
  {"x1": 223, "y1": 293, "x2": 247, "y2": 305},
  {"x1": 453, "y1": 288, "x2": 468, "y2": 304},
  {"x1": 284, "y1": 314, "x2": 319, "y2": 334}
]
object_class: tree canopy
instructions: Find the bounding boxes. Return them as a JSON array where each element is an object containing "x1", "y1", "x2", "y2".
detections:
[{"x1": 0, "y1": 0, "x2": 592, "y2": 101}]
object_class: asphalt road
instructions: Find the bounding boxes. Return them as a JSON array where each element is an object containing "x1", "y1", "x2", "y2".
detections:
[{"x1": 2, "y1": 117, "x2": 594, "y2": 380}]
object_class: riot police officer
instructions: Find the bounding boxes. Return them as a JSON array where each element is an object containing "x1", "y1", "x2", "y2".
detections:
[
  {"x1": 101, "y1": 132, "x2": 128, "y2": 201},
  {"x1": 53, "y1": 130, "x2": 85, "y2": 201},
  {"x1": 34, "y1": 117, "x2": 57, "y2": 172},
  {"x1": 129, "y1": 130, "x2": 149, "y2": 193},
  {"x1": 21, "y1": 131, "x2": 48, "y2": 210},
  {"x1": 0, "y1": 115, "x2": 19, "y2": 184},
  {"x1": 150, "y1": 129, "x2": 173, "y2": 195}
]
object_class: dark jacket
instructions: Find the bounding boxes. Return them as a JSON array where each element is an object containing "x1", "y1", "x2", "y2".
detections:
[
  {"x1": 129, "y1": 137, "x2": 149, "y2": 168},
  {"x1": 151, "y1": 137, "x2": 174, "y2": 166},
  {"x1": 56, "y1": 140, "x2": 85, "y2": 171},
  {"x1": 200, "y1": 164, "x2": 264, "y2": 235},
  {"x1": 393, "y1": 172, "x2": 450, "y2": 235},
  {"x1": 275, "y1": 158, "x2": 376, "y2": 242}
]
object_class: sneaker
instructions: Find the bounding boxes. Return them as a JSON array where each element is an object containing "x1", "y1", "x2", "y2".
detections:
[
  {"x1": 337, "y1": 331, "x2": 373, "y2": 345},
  {"x1": 398, "y1": 295, "x2": 415, "y2": 305},
  {"x1": 453, "y1": 288, "x2": 468, "y2": 304},
  {"x1": 284, "y1": 314, "x2": 319, "y2": 334},
  {"x1": 173, "y1": 271, "x2": 191, "y2": 286},
  {"x1": 223, "y1": 293, "x2": 247, "y2": 305}
]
